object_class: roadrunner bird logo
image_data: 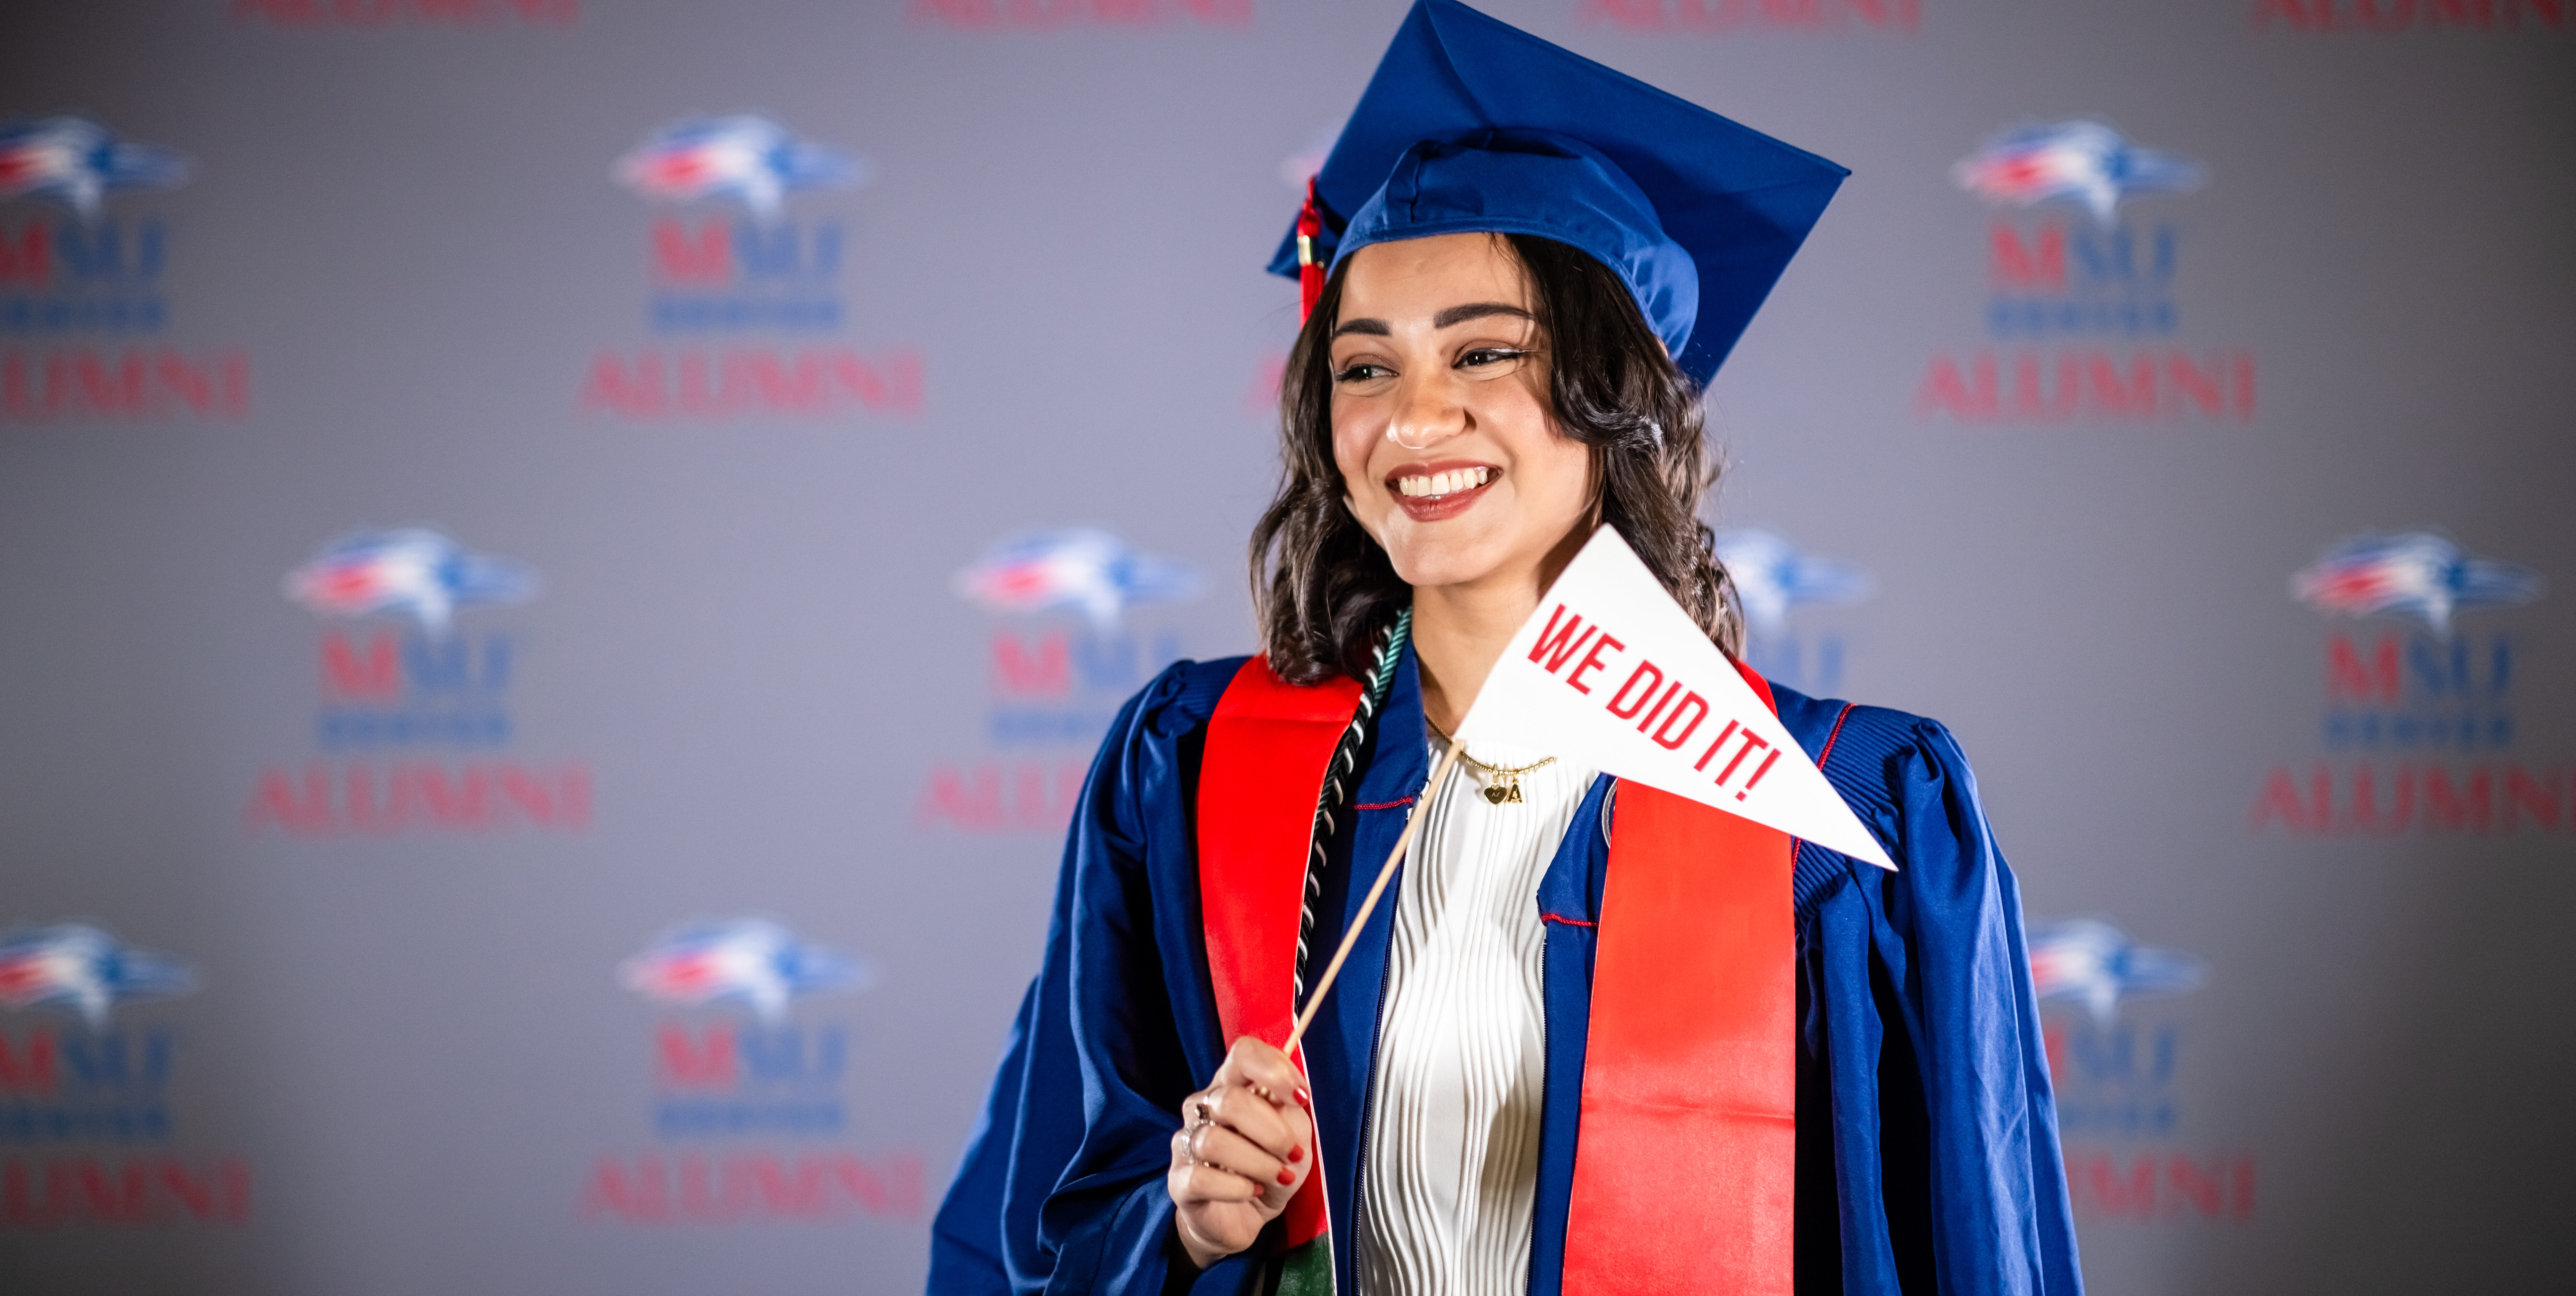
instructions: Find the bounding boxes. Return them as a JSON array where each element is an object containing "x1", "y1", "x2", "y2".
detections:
[
  {"x1": 284, "y1": 529, "x2": 538, "y2": 634},
  {"x1": 0, "y1": 116, "x2": 189, "y2": 219},
  {"x1": 615, "y1": 115, "x2": 866, "y2": 220},
  {"x1": 0, "y1": 924, "x2": 198, "y2": 1028},
  {"x1": 1954, "y1": 120, "x2": 2204, "y2": 225},
  {"x1": 2293, "y1": 531, "x2": 2542, "y2": 636},
  {"x1": 2028, "y1": 919, "x2": 2204, "y2": 1024},
  {"x1": 620, "y1": 919, "x2": 872, "y2": 1023}
]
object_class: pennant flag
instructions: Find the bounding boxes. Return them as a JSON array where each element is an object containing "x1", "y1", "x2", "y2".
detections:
[{"x1": 1457, "y1": 526, "x2": 1897, "y2": 870}]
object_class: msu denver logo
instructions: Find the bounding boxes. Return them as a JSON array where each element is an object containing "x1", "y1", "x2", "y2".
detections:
[
  {"x1": 0, "y1": 923, "x2": 197, "y2": 1028},
  {"x1": 956, "y1": 528, "x2": 1200, "y2": 630},
  {"x1": 615, "y1": 115, "x2": 867, "y2": 221},
  {"x1": 1953, "y1": 120, "x2": 2205, "y2": 225},
  {"x1": 621, "y1": 919, "x2": 872, "y2": 1024},
  {"x1": 283, "y1": 529, "x2": 537, "y2": 635},
  {"x1": 0, "y1": 115, "x2": 189, "y2": 220},
  {"x1": 2028, "y1": 919, "x2": 2204, "y2": 1024},
  {"x1": 2293, "y1": 531, "x2": 2542, "y2": 638}
]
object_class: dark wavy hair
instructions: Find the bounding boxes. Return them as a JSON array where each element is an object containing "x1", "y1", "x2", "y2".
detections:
[{"x1": 1249, "y1": 232, "x2": 1741, "y2": 685}]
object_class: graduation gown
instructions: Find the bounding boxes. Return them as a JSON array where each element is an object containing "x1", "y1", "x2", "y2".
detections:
[{"x1": 927, "y1": 642, "x2": 2082, "y2": 1295}]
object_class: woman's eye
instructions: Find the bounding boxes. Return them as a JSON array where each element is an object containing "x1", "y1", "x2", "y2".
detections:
[
  {"x1": 1333, "y1": 363, "x2": 1391, "y2": 384},
  {"x1": 1458, "y1": 348, "x2": 1528, "y2": 369}
]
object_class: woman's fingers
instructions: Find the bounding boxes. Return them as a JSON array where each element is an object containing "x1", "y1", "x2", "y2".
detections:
[
  {"x1": 1199, "y1": 1085, "x2": 1302, "y2": 1161},
  {"x1": 1204, "y1": 1039, "x2": 1315, "y2": 1162},
  {"x1": 1171, "y1": 1160, "x2": 1264, "y2": 1206},
  {"x1": 1183, "y1": 1120, "x2": 1287, "y2": 1190},
  {"x1": 1213, "y1": 1037, "x2": 1307, "y2": 1104}
]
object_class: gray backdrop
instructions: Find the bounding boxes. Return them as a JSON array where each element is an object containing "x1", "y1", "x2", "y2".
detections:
[{"x1": 1, "y1": 1, "x2": 2570, "y2": 1293}]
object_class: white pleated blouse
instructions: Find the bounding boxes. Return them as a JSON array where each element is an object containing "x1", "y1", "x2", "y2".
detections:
[{"x1": 1354, "y1": 730, "x2": 1598, "y2": 1296}]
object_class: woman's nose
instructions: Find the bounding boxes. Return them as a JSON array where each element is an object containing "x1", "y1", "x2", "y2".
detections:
[{"x1": 1386, "y1": 373, "x2": 1466, "y2": 451}]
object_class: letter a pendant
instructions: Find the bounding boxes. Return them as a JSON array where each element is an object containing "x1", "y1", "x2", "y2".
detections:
[{"x1": 1484, "y1": 776, "x2": 1524, "y2": 805}]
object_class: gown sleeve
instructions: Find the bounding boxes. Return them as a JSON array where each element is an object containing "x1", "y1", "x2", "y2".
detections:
[
  {"x1": 1798, "y1": 707, "x2": 2085, "y2": 1296},
  {"x1": 928, "y1": 664, "x2": 1254, "y2": 1295},
  {"x1": 929, "y1": 979, "x2": 1040, "y2": 1294}
]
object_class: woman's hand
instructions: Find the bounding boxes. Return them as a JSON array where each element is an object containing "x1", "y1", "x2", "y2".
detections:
[{"x1": 1166, "y1": 1036, "x2": 1316, "y2": 1271}]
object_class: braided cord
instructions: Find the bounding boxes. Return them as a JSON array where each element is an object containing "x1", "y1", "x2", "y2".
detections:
[{"x1": 1290, "y1": 608, "x2": 1412, "y2": 1003}]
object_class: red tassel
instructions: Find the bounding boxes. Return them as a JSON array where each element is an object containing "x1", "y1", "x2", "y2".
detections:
[{"x1": 1297, "y1": 176, "x2": 1325, "y2": 323}]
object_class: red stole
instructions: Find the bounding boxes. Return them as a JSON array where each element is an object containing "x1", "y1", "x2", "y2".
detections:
[{"x1": 1196, "y1": 655, "x2": 1796, "y2": 1294}]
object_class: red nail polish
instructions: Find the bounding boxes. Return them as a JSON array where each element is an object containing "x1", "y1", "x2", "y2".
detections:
[
  {"x1": 1288, "y1": 1145, "x2": 1305, "y2": 1163},
  {"x1": 1294, "y1": 1088, "x2": 1312, "y2": 1109},
  {"x1": 1277, "y1": 1169, "x2": 1295, "y2": 1185}
]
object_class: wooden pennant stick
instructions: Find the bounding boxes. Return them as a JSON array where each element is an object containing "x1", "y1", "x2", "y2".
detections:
[{"x1": 1281, "y1": 739, "x2": 1465, "y2": 1057}]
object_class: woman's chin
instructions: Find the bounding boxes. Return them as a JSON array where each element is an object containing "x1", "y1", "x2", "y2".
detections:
[{"x1": 1386, "y1": 541, "x2": 1520, "y2": 593}]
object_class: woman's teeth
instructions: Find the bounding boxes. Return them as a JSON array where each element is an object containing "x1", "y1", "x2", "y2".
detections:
[{"x1": 1396, "y1": 467, "x2": 1495, "y2": 498}]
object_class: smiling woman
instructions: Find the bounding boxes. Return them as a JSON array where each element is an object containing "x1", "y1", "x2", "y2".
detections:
[{"x1": 927, "y1": 4, "x2": 2083, "y2": 1295}]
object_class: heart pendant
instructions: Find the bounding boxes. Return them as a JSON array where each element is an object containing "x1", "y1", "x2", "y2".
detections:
[{"x1": 1483, "y1": 784, "x2": 1509, "y2": 805}]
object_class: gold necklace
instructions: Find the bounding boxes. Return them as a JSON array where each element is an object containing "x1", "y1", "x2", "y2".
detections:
[{"x1": 1428, "y1": 722, "x2": 1556, "y2": 805}]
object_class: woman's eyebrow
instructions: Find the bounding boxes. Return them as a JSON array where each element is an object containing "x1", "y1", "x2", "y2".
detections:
[
  {"x1": 1331, "y1": 303, "x2": 1532, "y2": 339},
  {"x1": 1433, "y1": 302, "x2": 1535, "y2": 329}
]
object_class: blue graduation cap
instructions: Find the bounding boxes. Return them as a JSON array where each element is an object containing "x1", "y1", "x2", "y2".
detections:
[{"x1": 1268, "y1": 0, "x2": 1847, "y2": 387}]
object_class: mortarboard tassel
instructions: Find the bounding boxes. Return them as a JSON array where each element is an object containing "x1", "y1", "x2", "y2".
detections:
[{"x1": 1297, "y1": 176, "x2": 1325, "y2": 322}]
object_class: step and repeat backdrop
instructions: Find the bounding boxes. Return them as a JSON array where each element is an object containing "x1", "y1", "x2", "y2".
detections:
[{"x1": 0, "y1": 2, "x2": 2568, "y2": 1293}]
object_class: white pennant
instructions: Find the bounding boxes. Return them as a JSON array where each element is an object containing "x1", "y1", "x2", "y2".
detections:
[{"x1": 1455, "y1": 525, "x2": 1896, "y2": 870}]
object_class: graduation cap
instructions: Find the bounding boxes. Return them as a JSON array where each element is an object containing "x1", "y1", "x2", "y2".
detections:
[{"x1": 1268, "y1": 0, "x2": 1848, "y2": 387}]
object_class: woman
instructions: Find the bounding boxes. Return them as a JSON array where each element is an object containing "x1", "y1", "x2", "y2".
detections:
[{"x1": 931, "y1": 4, "x2": 2081, "y2": 1294}]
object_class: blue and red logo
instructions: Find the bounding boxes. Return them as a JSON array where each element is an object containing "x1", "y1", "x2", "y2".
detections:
[
  {"x1": 954, "y1": 528, "x2": 1199, "y2": 630},
  {"x1": 621, "y1": 918, "x2": 872, "y2": 1136},
  {"x1": 250, "y1": 530, "x2": 588, "y2": 835},
  {"x1": 615, "y1": 116, "x2": 865, "y2": 221},
  {"x1": 0, "y1": 117, "x2": 188, "y2": 221},
  {"x1": 583, "y1": 116, "x2": 919, "y2": 418},
  {"x1": 620, "y1": 118, "x2": 865, "y2": 334},
  {"x1": 1954, "y1": 121, "x2": 2204, "y2": 226},
  {"x1": 2029, "y1": 919, "x2": 2206, "y2": 1024},
  {"x1": 621, "y1": 919, "x2": 872, "y2": 1024},
  {"x1": 2029, "y1": 920, "x2": 2251, "y2": 1223},
  {"x1": 1922, "y1": 120, "x2": 2248, "y2": 424},
  {"x1": 2293, "y1": 531, "x2": 2543, "y2": 637},
  {"x1": 283, "y1": 528, "x2": 537, "y2": 634},
  {"x1": 0, "y1": 924, "x2": 196, "y2": 1029},
  {"x1": 2255, "y1": 530, "x2": 2555, "y2": 836},
  {"x1": 0, "y1": 118, "x2": 244, "y2": 420},
  {"x1": 922, "y1": 529, "x2": 1195, "y2": 832},
  {"x1": 0, "y1": 924, "x2": 247, "y2": 1228},
  {"x1": 587, "y1": 919, "x2": 920, "y2": 1224}
]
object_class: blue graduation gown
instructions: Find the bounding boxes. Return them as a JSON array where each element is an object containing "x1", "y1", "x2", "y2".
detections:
[{"x1": 927, "y1": 644, "x2": 2082, "y2": 1295}]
